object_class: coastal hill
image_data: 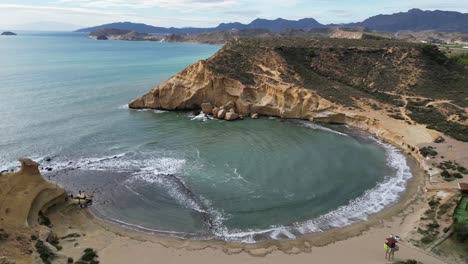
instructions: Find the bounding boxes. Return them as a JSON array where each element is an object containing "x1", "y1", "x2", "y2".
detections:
[
  {"x1": 88, "y1": 27, "x2": 403, "y2": 45},
  {"x1": 129, "y1": 38, "x2": 467, "y2": 142},
  {"x1": 77, "y1": 9, "x2": 468, "y2": 34},
  {"x1": 350, "y1": 8, "x2": 468, "y2": 32}
]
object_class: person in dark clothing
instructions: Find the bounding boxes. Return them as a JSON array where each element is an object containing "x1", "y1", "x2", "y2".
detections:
[{"x1": 384, "y1": 235, "x2": 398, "y2": 260}]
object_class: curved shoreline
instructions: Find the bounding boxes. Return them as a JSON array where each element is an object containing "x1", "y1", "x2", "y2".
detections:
[
  {"x1": 82, "y1": 126, "x2": 414, "y2": 244},
  {"x1": 56, "y1": 124, "x2": 426, "y2": 255}
]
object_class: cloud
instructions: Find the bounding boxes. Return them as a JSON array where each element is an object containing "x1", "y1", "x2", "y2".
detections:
[{"x1": 328, "y1": 9, "x2": 353, "y2": 17}]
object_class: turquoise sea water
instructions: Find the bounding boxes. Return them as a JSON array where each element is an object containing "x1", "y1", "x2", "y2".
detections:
[{"x1": 0, "y1": 32, "x2": 411, "y2": 242}]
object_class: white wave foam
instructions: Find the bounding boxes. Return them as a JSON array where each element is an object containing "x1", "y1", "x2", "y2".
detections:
[
  {"x1": 118, "y1": 104, "x2": 129, "y2": 110},
  {"x1": 189, "y1": 112, "x2": 213, "y2": 122},
  {"x1": 212, "y1": 138, "x2": 412, "y2": 243},
  {"x1": 296, "y1": 120, "x2": 348, "y2": 136},
  {"x1": 133, "y1": 158, "x2": 187, "y2": 183},
  {"x1": 295, "y1": 141, "x2": 410, "y2": 232}
]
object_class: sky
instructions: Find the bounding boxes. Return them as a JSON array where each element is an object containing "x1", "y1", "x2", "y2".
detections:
[{"x1": 1, "y1": 0, "x2": 468, "y2": 31}]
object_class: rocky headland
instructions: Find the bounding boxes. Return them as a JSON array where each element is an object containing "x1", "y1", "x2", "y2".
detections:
[
  {"x1": 129, "y1": 38, "x2": 467, "y2": 140},
  {"x1": 88, "y1": 28, "x2": 159, "y2": 41}
]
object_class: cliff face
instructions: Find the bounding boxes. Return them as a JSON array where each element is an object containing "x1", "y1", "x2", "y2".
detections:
[
  {"x1": 129, "y1": 50, "x2": 338, "y2": 120},
  {"x1": 130, "y1": 38, "x2": 467, "y2": 141},
  {"x1": 0, "y1": 159, "x2": 65, "y2": 229}
]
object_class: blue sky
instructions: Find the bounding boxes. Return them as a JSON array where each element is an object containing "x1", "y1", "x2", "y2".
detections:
[{"x1": 1, "y1": 0, "x2": 468, "y2": 30}]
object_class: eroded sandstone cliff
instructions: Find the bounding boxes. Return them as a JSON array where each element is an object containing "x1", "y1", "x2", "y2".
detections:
[
  {"x1": 0, "y1": 159, "x2": 66, "y2": 264},
  {"x1": 130, "y1": 38, "x2": 467, "y2": 141}
]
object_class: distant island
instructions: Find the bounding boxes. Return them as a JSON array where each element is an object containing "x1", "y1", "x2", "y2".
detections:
[
  {"x1": 77, "y1": 9, "x2": 468, "y2": 34},
  {"x1": 1, "y1": 31, "x2": 17, "y2": 36}
]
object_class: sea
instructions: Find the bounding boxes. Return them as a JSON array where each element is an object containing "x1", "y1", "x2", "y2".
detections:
[{"x1": 0, "y1": 32, "x2": 412, "y2": 242}]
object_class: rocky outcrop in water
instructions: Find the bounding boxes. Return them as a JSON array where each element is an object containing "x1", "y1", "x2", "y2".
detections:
[{"x1": 1, "y1": 31, "x2": 17, "y2": 36}]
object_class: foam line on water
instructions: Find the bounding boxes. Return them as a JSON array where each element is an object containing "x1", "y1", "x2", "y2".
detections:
[
  {"x1": 296, "y1": 120, "x2": 348, "y2": 136},
  {"x1": 90, "y1": 206, "x2": 200, "y2": 238},
  {"x1": 189, "y1": 112, "x2": 213, "y2": 122},
  {"x1": 211, "y1": 137, "x2": 412, "y2": 243}
]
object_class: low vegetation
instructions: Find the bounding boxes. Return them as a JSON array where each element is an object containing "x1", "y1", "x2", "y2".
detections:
[
  {"x1": 449, "y1": 52, "x2": 468, "y2": 67},
  {"x1": 407, "y1": 104, "x2": 468, "y2": 142},
  {"x1": 393, "y1": 260, "x2": 422, "y2": 264},
  {"x1": 78, "y1": 248, "x2": 99, "y2": 264},
  {"x1": 437, "y1": 161, "x2": 466, "y2": 181},
  {"x1": 419, "y1": 146, "x2": 438, "y2": 157},
  {"x1": 35, "y1": 240, "x2": 55, "y2": 264},
  {"x1": 417, "y1": 198, "x2": 443, "y2": 245}
]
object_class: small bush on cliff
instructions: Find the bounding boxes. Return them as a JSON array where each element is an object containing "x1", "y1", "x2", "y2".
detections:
[
  {"x1": 80, "y1": 248, "x2": 99, "y2": 263},
  {"x1": 420, "y1": 146, "x2": 438, "y2": 157},
  {"x1": 35, "y1": 240, "x2": 55, "y2": 264},
  {"x1": 457, "y1": 166, "x2": 468, "y2": 174}
]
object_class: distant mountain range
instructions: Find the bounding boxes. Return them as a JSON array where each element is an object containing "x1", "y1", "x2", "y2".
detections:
[{"x1": 76, "y1": 9, "x2": 468, "y2": 34}]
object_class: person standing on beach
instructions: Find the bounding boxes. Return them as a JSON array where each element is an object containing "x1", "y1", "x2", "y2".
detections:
[{"x1": 384, "y1": 235, "x2": 398, "y2": 261}]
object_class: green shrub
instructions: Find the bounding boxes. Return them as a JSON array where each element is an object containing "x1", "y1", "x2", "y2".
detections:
[
  {"x1": 81, "y1": 248, "x2": 98, "y2": 262},
  {"x1": 457, "y1": 166, "x2": 468, "y2": 174},
  {"x1": 420, "y1": 146, "x2": 438, "y2": 157},
  {"x1": 35, "y1": 240, "x2": 55, "y2": 264},
  {"x1": 438, "y1": 203, "x2": 451, "y2": 215},
  {"x1": 427, "y1": 222, "x2": 440, "y2": 230},
  {"x1": 61, "y1": 233, "x2": 82, "y2": 239},
  {"x1": 441, "y1": 170, "x2": 451, "y2": 179},
  {"x1": 453, "y1": 172, "x2": 463, "y2": 179},
  {"x1": 67, "y1": 257, "x2": 74, "y2": 263},
  {"x1": 421, "y1": 235, "x2": 434, "y2": 244},
  {"x1": 429, "y1": 199, "x2": 440, "y2": 208}
]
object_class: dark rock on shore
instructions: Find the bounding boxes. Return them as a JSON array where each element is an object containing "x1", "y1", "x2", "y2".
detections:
[
  {"x1": 1, "y1": 31, "x2": 17, "y2": 36},
  {"x1": 96, "y1": 35, "x2": 108, "y2": 40}
]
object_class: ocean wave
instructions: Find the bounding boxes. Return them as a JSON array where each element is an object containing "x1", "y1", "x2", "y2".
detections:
[
  {"x1": 189, "y1": 112, "x2": 213, "y2": 122},
  {"x1": 295, "y1": 120, "x2": 348, "y2": 136}
]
